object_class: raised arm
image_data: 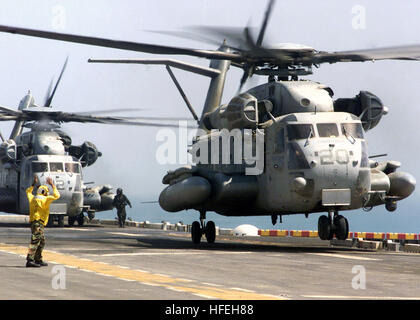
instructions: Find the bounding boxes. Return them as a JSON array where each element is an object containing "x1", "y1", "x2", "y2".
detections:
[
  {"x1": 46, "y1": 177, "x2": 60, "y2": 203},
  {"x1": 26, "y1": 175, "x2": 39, "y2": 203}
]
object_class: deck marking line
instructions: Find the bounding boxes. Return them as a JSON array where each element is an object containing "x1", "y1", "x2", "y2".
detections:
[
  {"x1": 95, "y1": 252, "x2": 205, "y2": 257},
  {"x1": 0, "y1": 243, "x2": 286, "y2": 300},
  {"x1": 108, "y1": 232, "x2": 142, "y2": 237},
  {"x1": 307, "y1": 253, "x2": 381, "y2": 261}
]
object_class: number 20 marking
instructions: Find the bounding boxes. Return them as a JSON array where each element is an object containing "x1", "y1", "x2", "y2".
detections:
[{"x1": 319, "y1": 149, "x2": 349, "y2": 165}]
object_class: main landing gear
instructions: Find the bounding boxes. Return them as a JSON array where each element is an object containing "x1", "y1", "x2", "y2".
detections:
[
  {"x1": 68, "y1": 213, "x2": 85, "y2": 227},
  {"x1": 191, "y1": 211, "x2": 216, "y2": 244},
  {"x1": 318, "y1": 210, "x2": 349, "y2": 241},
  {"x1": 46, "y1": 214, "x2": 65, "y2": 228}
]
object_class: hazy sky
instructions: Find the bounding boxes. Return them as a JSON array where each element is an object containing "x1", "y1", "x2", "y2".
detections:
[{"x1": 0, "y1": 0, "x2": 420, "y2": 231}]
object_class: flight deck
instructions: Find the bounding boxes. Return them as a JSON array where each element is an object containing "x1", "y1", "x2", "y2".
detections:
[{"x1": 0, "y1": 216, "x2": 419, "y2": 300}]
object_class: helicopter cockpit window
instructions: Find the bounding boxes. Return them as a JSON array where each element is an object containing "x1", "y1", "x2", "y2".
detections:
[
  {"x1": 341, "y1": 123, "x2": 364, "y2": 139},
  {"x1": 287, "y1": 124, "x2": 314, "y2": 141},
  {"x1": 288, "y1": 142, "x2": 310, "y2": 170},
  {"x1": 50, "y1": 162, "x2": 64, "y2": 172},
  {"x1": 317, "y1": 123, "x2": 339, "y2": 138},
  {"x1": 65, "y1": 163, "x2": 80, "y2": 173},
  {"x1": 32, "y1": 162, "x2": 48, "y2": 173}
]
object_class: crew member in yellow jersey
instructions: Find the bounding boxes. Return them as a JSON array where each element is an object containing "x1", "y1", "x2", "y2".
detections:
[{"x1": 26, "y1": 175, "x2": 60, "y2": 268}]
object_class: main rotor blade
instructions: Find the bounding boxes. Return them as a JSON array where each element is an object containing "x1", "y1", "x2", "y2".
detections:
[
  {"x1": 147, "y1": 29, "x2": 242, "y2": 51},
  {"x1": 186, "y1": 26, "x2": 256, "y2": 50},
  {"x1": 3, "y1": 17, "x2": 419, "y2": 72},
  {"x1": 73, "y1": 108, "x2": 146, "y2": 115},
  {"x1": 70, "y1": 118, "x2": 196, "y2": 128},
  {"x1": 44, "y1": 56, "x2": 68, "y2": 107},
  {"x1": 88, "y1": 58, "x2": 221, "y2": 78},
  {"x1": 0, "y1": 105, "x2": 22, "y2": 116},
  {"x1": 66, "y1": 108, "x2": 194, "y2": 120},
  {"x1": 58, "y1": 113, "x2": 196, "y2": 127},
  {"x1": 238, "y1": 67, "x2": 252, "y2": 93},
  {"x1": 0, "y1": 114, "x2": 19, "y2": 121},
  {"x1": 309, "y1": 44, "x2": 420, "y2": 64},
  {"x1": 0, "y1": 25, "x2": 242, "y2": 62},
  {"x1": 70, "y1": 110, "x2": 195, "y2": 121},
  {"x1": 43, "y1": 79, "x2": 54, "y2": 107},
  {"x1": 112, "y1": 116, "x2": 195, "y2": 121},
  {"x1": 256, "y1": 0, "x2": 275, "y2": 47},
  {"x1": 1, "y1": 109, "x2": 196, "y2": 128}
]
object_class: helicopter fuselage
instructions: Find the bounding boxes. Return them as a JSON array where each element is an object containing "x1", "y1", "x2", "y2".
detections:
[
  {"x1": 0, "y1": 121, "x2": 115, "y2": 224},
  {"x1": 159, "y1": 80, "x2": 415, "y2": 218},
  {"x1": 255, "y1": 111, "x2": 369, "y2": 214},
  {"x1": 18, "y1": 154, "x2": 83, "y2": 216}
]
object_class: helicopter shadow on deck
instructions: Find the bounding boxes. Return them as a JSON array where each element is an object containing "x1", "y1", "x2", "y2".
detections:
[
  {"x1": 0, "y1": 265, "x2": 27, "y2": 268},
  {"x1": 121, "y1": 233, "x2": 370, "y2": 255},
  {"x1": 0, "y1": 223, "x2": 31, "y2": 228}
]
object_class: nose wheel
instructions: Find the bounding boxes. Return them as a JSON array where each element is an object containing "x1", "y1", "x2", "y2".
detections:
[
  {"x1": 191, "y1": 211, "x2": 216, "y2": 244},
  {"x1": 318, "y1": 211, "x2": 349, "y2": 240}
]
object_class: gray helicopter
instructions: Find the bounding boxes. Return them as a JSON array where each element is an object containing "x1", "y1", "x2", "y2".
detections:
[
  {"x1": 0, "y1": 0, "x2": 416, "y2": 241},
  {"x1": 0, "y1": 59, "x2": 184, "y2": 227}
]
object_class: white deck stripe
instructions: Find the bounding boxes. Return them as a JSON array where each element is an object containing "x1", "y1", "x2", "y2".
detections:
[{"x1": 307, "y1": 253, "x2": 381, "y2": 261}]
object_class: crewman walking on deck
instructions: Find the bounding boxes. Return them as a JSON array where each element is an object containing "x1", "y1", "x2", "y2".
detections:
[
  {"x1": 113, "y1": 188, "x2": 132, "y2": 228},
  {"x1": 26, "y1": 175, "x2": 60, "y2": 268}
]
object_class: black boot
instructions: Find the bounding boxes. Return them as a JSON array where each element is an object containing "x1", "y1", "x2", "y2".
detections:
[
  {"x1": 35, "y1": 260, "x2": 48, "y2": 267},
  {"x1": 26, "y1": 260, "x2": 41, "y2": 268}
]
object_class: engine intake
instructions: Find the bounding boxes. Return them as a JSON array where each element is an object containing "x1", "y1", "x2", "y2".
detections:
[
  {"x1": 69, "y1": 141, "x2": 102, "y2": 167},
  {"x1": 334, "y1": 91, "x2": 387, "y2": 131},
  {"x1": 0, "y1": 139, "x2": 17, "y2": 165},
  {"x1": 202, "y1": 92, "x2": 258, "y2": 130}
]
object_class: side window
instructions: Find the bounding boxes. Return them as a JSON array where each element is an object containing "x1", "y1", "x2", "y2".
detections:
[
  {"x1": 288, "y1": 142, "x2": 310, "y2": 170},
  {"x1": 32, "y1": 162, "x2": 48, "y2": 173},
  {"x1": 65, "y1": 163, "x2": 80, "y2": 173},
  {"x1": 274, "y1": 128, "x2": 285, "y2": 153},
  {"x1": 342, "y1": 123, "x2": 364, "y2": 139}
]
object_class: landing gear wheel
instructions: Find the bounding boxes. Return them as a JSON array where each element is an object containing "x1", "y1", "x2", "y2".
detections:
[
  {"x1": 77, "y1": 213, "x2": 85, "y2": 226},
  {"x1": 87, "y1": 210, "x2": 95, "y2": 221},
  {"x1": 205, "y1": 221, "x2": 216, "y2": 244},
  {"x1": 47, "y1": 215, "x2": 54, "y2": 228},
  {"x1": 385, "y1": 200, "x2": 397, "y2": 212},
  {"x1": 191, "y1": 221, "x2": 202, "y2": 244},
  {"x1": 68, "y1": 216, "x2": 76, "y2": 227},
  {"x1": 58, "y1": 215, "x2": 65, "y2": 228},
  {"x1": 334, "y1": 215, "x2": 349, "y2": 240},
  {"x1": 318, "y1": 215, "x2": 333, "y2": 240}
]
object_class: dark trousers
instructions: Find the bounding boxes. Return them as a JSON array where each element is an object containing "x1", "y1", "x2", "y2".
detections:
[{"x1": 117, "y1": 209, "x2": 126, "y2": 228}]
